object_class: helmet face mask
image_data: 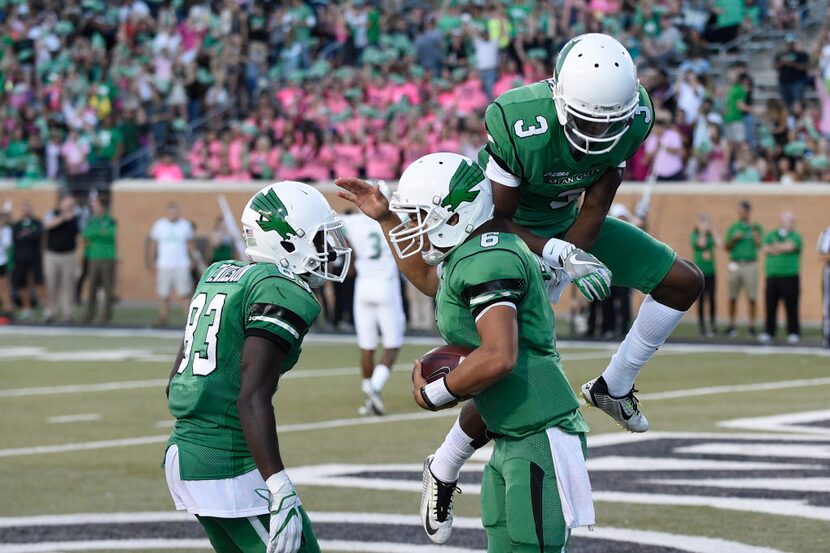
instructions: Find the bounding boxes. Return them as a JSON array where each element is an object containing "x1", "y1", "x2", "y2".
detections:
[
  {"x1": 242, "y1": 181, "x2": 351, "y2": 286},
  {"x1": 552, "y1": 33, "x2": 640, "y2": 155},
  {"x1": 299, "y1": 219, "x2": 350, "y2": 284},
  {"x1": 388, "y1": 201, "x2": 463, "y2": 265},
  {"x1": 559, "y1": 102, "x2": 636, "y2": 154}
]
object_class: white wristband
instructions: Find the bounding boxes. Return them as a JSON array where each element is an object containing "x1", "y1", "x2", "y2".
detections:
[
  {"x1": 266, "y1": 470, "x2": 293, "y2": 497},
  {"x1": 422, "y1": 377, "x2": 458, "y2": 409},
  {"x1": 542, "y1": 237, "x2": 572, "y2": 268}
]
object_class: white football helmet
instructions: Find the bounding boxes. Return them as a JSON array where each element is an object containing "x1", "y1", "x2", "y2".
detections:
[
  {"x1": 241, "y1": 181, "x2": 351, "y2": 286},
  {"x1": 389, "y1": 153, "x2": 494, "y2": 265},
  {"x1": 552, "y1": 33, "x2": 640, "y2": 155}
]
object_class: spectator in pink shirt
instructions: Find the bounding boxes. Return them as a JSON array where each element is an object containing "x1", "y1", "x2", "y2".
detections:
[
  {"x1": 296, "y1": 132, "x2": 332, "y2": 183},
  {"x1": 454, "y1": 73, "x2": 489, "y2": 116},
  {"x1": 228, "y1": 126, "x2": 249, "y2": 175},
  {"x1": 150, "y1": 153, "x2": 185, "y2": 181},
  {"x1": 589, "y1": 0, "x2": 621, "y2": 15},
  {"x1": 402, "y1": 130, "x2": 431, "y2": 168},
  {"x1": 437, "y1": 125, "x2": 460, "y2": 154},
  {"x1": 494, "y1": 59, "x2": 525, "y2": 98},
  {"x1": 696, "y1": 124, "x2": 730, "y2": 183},
  {"x1": 645, "y1": 116, "x2": 686, "y2": 181},
  {"x1": 277, "y1": 135, "x2": 302, "y2": 181},
  {"x1": 60, "y1": 129, "x2": 91, "y2": 176},
  {"x1": 332, "y1": 132, "x2": 364, "y2": 178},
  {"x1": 190, "y1": 147, "x2": 211, "y2": 179},
  {"x1": 249, "y1": 135, "x2": 275, "y2": 180},
  {"x1": 365, "y1": 129, "x2": 401, "y2": 181}
]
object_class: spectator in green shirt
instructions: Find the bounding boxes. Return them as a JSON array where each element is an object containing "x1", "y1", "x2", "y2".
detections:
[
  {"x1": 724, "y1": 73, "x2": 751, "y2": 145},
  {"x1": 724, "y1": 200, "x2": 763, "y2": 337},
  {"x1": 82, "y1": 197, "x2": 117, "y2": 324},
  {"x1": 691, "y1": 214, "x2": 721, "y2": 336},
  {"x1": 760, "y1": 211, "x2": 802, "y2": 344}
]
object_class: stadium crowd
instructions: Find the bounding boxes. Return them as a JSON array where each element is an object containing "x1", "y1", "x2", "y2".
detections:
[{"x1": 0, "y1": 1, "x2": 827, "y2": 187}]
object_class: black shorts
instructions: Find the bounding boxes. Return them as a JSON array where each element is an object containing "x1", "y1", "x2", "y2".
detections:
[
  {"x1": 11, "y1": 257, "x2": 44, "y2": 288},
  {"x1": 0, "y1": 264, "x2": 6, "y2": 277}
]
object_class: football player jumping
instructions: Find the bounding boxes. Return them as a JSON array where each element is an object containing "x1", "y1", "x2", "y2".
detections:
[
  {"x1": 337, "y1": 153, "x2": 595, "y2": 553},
  {"x1": 426, "y1": 33, "x2": 704, "y2": 543},
  {"x1": 164, "y1": 182, "x2": 351, "y2": 553}
]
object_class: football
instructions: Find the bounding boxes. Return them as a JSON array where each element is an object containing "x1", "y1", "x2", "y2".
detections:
[{"x1": 420, "y1": 344, "x2": 475, "y2": 383}]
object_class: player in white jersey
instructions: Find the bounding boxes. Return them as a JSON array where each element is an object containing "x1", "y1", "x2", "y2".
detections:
[{"x1": 342, "y1": 210, "x2": 405, "y2": 415}]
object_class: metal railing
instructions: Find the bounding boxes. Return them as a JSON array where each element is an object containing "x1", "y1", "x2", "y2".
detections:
[{"x1": 116, "y1": 103, "x2": 233, "y2": 179}]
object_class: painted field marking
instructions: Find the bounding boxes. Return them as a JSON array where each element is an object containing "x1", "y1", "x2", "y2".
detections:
[
  {"x1": 719, "y1": 409, "x2": 830, "y2": 436},
  {"x1": 639, "y1": 377, "x2": 830, "y2": 401},
  {"x1": 0, "y1": 512, "x2": 786, "y2": 553},
  {"x1": 47, "y1": 413, "x2": 101, "y2": 424},
  {"x1": 675, "y1": 442, "x2": 830, "y2": 460},
  {"x1": 0, "y1": 364, "x2": 404, "y2": 398},
  {"x1": 2, "y1": 325, "x2": 829, "y2": 356},
  {"x1": 651, "y1": 477, "x2": 830, "y2": 492},
  {"x1": 0, "y1": 409, "x2": 461, "y2": 458}
]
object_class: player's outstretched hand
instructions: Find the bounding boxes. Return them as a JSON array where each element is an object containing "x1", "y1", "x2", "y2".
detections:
[
  {"x1": 560, "y1": 244, "x2": 612, "y2": 302},
  {"x1": 335, "y1": 177, "x2": 392, "y2": 222},
  {"x1": 266, "y1": 471, "x2": 303, "y2": 553}
]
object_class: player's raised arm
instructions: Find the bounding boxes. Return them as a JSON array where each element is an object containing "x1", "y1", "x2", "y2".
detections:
[{"x1": 336, "y1": 177, "x2": 439, "y2": 296}]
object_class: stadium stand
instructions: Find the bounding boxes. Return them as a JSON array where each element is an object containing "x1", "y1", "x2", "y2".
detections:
[{"x1": 0, "y1": 0, "x2": 827, "y2": 190}]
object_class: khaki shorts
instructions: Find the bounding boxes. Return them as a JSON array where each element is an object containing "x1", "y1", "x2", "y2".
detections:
[
  {"x1": 728, "y1": 260, "x2": 759, "y2": 300},
  {"x1": 157, "y1": 267, "x2": 192, "y2": 298}
]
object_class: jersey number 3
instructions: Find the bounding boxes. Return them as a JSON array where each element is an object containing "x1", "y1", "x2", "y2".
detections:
[
  {"x1": 514, "y1": 116, "x2": 549, "y2": 138},
  {"x1": 178, "y1": 292, "x2": 227, "y2": 376}
]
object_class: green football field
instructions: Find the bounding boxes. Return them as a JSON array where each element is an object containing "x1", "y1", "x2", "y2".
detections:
[{"x1": 0, "y1": 327, "x2": 829, "y2": 553}]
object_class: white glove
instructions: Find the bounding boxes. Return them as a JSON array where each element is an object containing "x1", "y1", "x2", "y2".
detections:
[
  {"x1": 266, "y1": 471, "x2": 303, "y2": 553},
  {"x1": 542, "y1": 238, "x2": 612, "y2": 302}
]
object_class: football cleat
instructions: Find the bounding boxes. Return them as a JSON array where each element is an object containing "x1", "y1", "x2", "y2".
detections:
[
  {"x1": 581, "y1": 376, "x2": 649, "y2": 433},
  {"x1": 421, "y1": 455, "x2": 460, "y2": 544},
  {"x1": 358, "y1": 390, "x2": 385, "y2": 416}
]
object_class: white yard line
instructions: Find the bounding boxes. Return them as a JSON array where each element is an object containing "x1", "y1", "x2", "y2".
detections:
[
  {"x1": 46, "y1": 413, "x2": 101, "y2": 424},
  {"x1": 0, "y1": 380, "x2": 168, "y2": 398},
  {"x1": 0, "y1": 365, "x2": 396, "y2": 398},
  {"x1": 0, "y1": 409, "x2": 461, "y2": 458},
  {"x1": 593, "y1": 491, "x2": 830, "y2": 522},
  {"x1": 2, "y1": 325, "x2": 829, "y2": 355},
  {"x1": 639, "y1": 377, "x2": 830, "y2": 401},
  {"x1": 0, "y1": 512, "x2": 785, "y2": 553}
]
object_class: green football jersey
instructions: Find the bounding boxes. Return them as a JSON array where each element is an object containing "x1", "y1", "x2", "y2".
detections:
[
  {"x1": 167, "y1": 261, "x2": 320, "y2": 480},
  {"x1": 478, "y1": 81, "x2": 654, "y2": 236},
  {"x1": 436, "y1": 232, "x2": 587, "y2": 437}
]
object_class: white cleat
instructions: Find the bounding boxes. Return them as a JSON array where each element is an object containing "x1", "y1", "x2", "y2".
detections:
[
  {"x1": 420, "y1": 455, "x2": 459, "y2": 544},
  {"x1": 581, "y1": 376, "x2": 649, "y2": 433}
]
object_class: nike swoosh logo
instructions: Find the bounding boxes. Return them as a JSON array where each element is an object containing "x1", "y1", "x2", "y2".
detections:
[
  {"x1": 567, "y1": 255, "x2": 597, "y2": 267},
  {"x1": 424, "y1": 511, "x2": 439, "y2": 535},
  {"x1": 618, "y1": 401, "x2": 635, "y2": 420}
]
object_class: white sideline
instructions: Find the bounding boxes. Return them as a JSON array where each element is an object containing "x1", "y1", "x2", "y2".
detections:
[
  {"x1": 0, "y1": 409, "x2": 461, "y2": 458},
  {"x1": 4, "y1": 372, "x2": 830, "y2": 405},
  {"x1": 638, "y1": 376, "x2": 830, "y2": 401},
  {"x1": 2, "y1": 325, "x2": 830, "y2": 356},
  {"x1": 46, "y1": 413, "x2": 101, "y2": 424},
  {"x1": 0, "y1": 365, "x2": 401, "y2": 398},
  {"x1": 0, "y1": 512, "x2": 785, "y2": 553}
]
